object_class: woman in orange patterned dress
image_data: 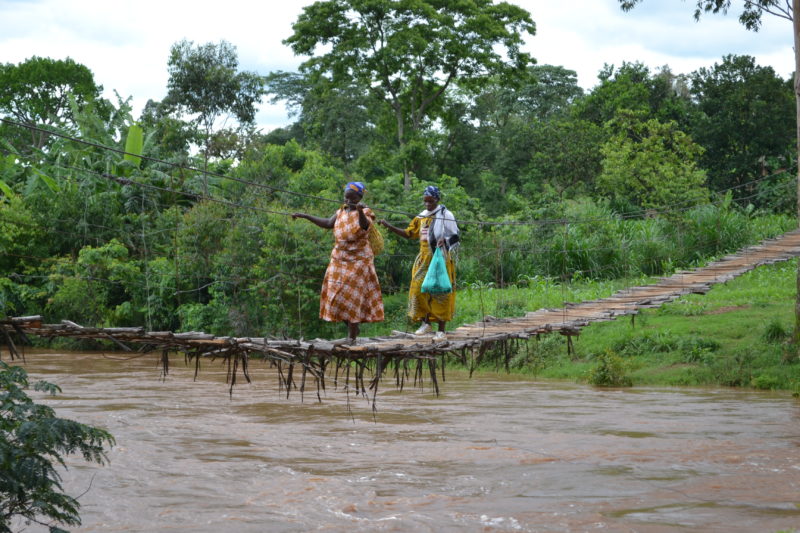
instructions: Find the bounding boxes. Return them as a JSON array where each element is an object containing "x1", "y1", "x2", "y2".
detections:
[{"x1": 292, "y1": 182, "x2": 384, "y2": 344}]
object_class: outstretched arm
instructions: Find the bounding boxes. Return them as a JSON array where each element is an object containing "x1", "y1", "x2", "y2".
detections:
[
  {"x1": 292, "y1": 212, "x2": 337, "y2": 229},
  {"x1": 356, "y1": 203, "x2": 370, "y2": 231},
  {"x1": 379, "y1": 219, "x2": 410, "y2": 239}
]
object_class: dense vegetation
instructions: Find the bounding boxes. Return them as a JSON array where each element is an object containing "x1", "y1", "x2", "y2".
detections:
[
  {"x1": 0, "y1": 2, "x2": 796, "y2": 348},
  {"x1": 0, "y1": 361, "x2": 114, "y2": 532},
  {"x1": 3, "y1": 3, "x2": 797, "y2": 530}
]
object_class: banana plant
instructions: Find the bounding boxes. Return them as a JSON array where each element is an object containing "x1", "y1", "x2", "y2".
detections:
[{"x1": 124, "y1": 123, "x2": 143, "y2": 169}]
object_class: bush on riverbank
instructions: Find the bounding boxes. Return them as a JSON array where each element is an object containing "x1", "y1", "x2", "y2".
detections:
[{"x1": 0, "y1": 362, "x2": 115, "y2": 531}]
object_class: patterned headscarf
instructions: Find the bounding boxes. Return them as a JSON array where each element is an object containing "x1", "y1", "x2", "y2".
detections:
[
  {"x1": 423, "y1": 185, "x2": 440, "y2": 200},
  {"x1": 345, "y1": 181, "x2": 366, "y2": 196}
]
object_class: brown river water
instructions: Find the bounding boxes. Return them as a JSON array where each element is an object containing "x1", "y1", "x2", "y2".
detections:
[{"x1": 12, "y1": 350, "x2": 800, "y2": 532}]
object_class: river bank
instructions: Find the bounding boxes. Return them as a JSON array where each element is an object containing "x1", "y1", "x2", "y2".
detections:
[{"x1": 401, "y1": 260, "x2": 800, "y2": 392}]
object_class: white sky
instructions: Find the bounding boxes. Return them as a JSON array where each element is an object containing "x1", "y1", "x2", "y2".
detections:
[{"x1": 0, "y1": 0, "x2": 794, "y2": 132}]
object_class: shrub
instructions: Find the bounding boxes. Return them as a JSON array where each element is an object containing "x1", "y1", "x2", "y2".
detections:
[
  {"x1": 710, "y1": 349, "x2": 754, "y2": 387},
  {"x1": 0, "y1": 361, "x2": 115, "y2": 532},
  {"x1": 510, "y1": 335, "x2": 565, "y2": 374},
  {"x1": 751, "y1": 374, "x2": 782, "y2": 390},
  {"x1": 611, "y1": 331, "x2": 719, "y2": 362},
  {"x1": 587, "y1": 350, "x2": 632, "y2": 387}
]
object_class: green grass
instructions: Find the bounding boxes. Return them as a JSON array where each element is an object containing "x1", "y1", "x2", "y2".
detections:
[
  {"x1": 555, "y1": 260, "x2": 800, "y2": 390},
  {"x1": 368, "y1": 259, "x2": 800, "y2": 392}
]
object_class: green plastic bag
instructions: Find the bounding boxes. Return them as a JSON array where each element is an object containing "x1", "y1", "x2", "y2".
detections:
[{"x1": 421, "y1": 247, "x2": 452, "y2": 294}]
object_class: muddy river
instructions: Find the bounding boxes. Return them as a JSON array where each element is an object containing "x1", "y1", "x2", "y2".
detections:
[{"x1": 12, "y1": 350, "x2": 800, "y2": 532}]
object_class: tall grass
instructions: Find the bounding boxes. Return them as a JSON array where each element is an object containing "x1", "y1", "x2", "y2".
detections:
[{"x1": 458, "y1": 198, "x2": 794, "y2": 286}]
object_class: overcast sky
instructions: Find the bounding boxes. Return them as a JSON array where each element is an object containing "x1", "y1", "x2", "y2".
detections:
[{"x1": 0, "y1": 0, "x2": 794, "y2": 132}]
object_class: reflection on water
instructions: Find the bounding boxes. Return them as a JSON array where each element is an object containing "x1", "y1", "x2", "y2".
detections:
[{"x1": 13, "y1": 350, "x2": 800, "y2": 532}]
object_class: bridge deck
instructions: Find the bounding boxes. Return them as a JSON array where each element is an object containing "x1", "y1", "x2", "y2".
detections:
[{"x1": 4, "y1": 229, "x2": 800, "y2": 399}]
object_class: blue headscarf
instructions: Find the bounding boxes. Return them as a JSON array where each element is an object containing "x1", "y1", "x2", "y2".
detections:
[
  {"x1": 345, "y1": 181, "x2": 366, "y2": 196},
  {"x1": 423, "y1": 185, "x2": 440, "y2": 200}
]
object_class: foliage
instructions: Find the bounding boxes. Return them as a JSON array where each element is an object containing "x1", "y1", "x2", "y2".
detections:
[
  {"x1": 1, "y1": 33, "x2": 799, "y2": 374},
  {"x1": 598, "y1": 111, "x2": 709, "y2": 211},
  {"x1": 508, "y1": 335, "x2": 565, "y2": 376},
  {"x1": 165, "y1": 40, "x2": 265, "y2": 129},
  {"x1": 44, "y1": 240, "x2": 141, "y2": 326},
  {"x1": 123, "y1": 123, "x2": 144, "y2": 170},
  {"x1": 587, "y1": 350, "x2": 632, "y2": 387},
  {"x1": 449, "y1": 64, "x2": 588, "y2": 203},
  {"x1": 609, "y1": 330, "x2": 720, "y2": 364},
  {"x1": 0, "y1": 56, "x2": 101, "y2": 150},
  {"x1": 265, "y1": 71, "x2": 376, "y2": 164},
  {"x1": 0, "y1": 361, "x2": 114, "y2": 532},
  {"x1": 753, "y1": 164, "x2": 796, "y2": 215},
  {"x1": 574, "y1": 62, "x2": 694, "y2": 127},
  {"x1": 283, "y1": 0, "x2": 535, "y2": 186},
  {"x1": 690, "y1": 55, "x2": 794, "y2": 195},
  {"x1": 619, "y1": 0, "x2": 793, "y2": 30},
  {"x1": 164, "y1": 40, "x2": 266, "y2": 171},
  {"x1": 675, "y1": 194, "x2": 780, "y2": 261},
  {"x1": 524, "y1": 118, "x2": 604, "y2": 201},
  {"x1": 761, "y1": 318, "x2": 790, "y2": 344}
]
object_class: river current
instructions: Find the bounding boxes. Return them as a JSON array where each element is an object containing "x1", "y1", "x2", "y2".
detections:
[{"x1": 12, "y1": 350, "x2": 800, "y2": 532}]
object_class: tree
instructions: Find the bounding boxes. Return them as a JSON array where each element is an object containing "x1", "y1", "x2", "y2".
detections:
[
  {"x1": 431, "y1": 65, "x2": 586, "y2": 209},
  {"x1": 526, "y1": 118, "x2": 605, "y2": 200},
  {"x1": 690, "y1": 54, "x2": 794, "y2": 194},
  {"x1": 472, "y1": 65, "x2": 584, "y2": 127},
  {"x1": 0, "y1": 361, "x2": 114, "y2": 532},
  {"x1": 617, "y1": 0, "x2": 800, "y2": 348},
  {"x1": 283, "y1": 0, "x2": 536, "y2": 189},
  {"x1": 139, "y1": 98, "x2": 198, "y2": 160},
  {"x1": 574, "y1": 62, "x2": 694, "y2": 128},
  {"x1": 0, "y1": 57, "x2": 101, "y2": 150},
  {"x1": 265, "y1": 71, "x2": 376, "y2": 164},
  {"x1": 163, "y1": 40, "x2": 266, "y2": 183},
  {"x1": 598, "y1": 111, "x2": 709, "y2": 212}
]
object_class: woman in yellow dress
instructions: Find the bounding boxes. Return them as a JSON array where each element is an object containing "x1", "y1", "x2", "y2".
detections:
[
  {"x1": 380, "y1": 186, "x2": 459, "y2": 341},
  {"x1": 292, "y1": 181, "x2": 384, "y2": 344}
]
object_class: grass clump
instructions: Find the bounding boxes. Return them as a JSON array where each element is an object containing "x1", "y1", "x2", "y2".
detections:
[
  {"x1": 762, "y1": 318, "x2": 790, "y2": 344},
  {"x1": 508, "y1": 335, "x2": 566, "y2": 375}
]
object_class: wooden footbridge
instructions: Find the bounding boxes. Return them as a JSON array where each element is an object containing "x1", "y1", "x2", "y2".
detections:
[{"x1": 4, "y1": 228, "x2": 800, "y2": 401}]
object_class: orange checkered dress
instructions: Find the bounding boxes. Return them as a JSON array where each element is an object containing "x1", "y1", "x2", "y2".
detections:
[{"x1": 319, "y1": 207, "x2": 384, "y2": 323}]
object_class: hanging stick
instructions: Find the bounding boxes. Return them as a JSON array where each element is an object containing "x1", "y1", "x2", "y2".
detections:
[{"x1": 160, "y1": 349, "x2": 169, "y2": 379}]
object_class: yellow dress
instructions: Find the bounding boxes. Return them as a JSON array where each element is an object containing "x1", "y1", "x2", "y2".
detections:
[{"x1": 405, "y1": 216, "x2": 456, "y2": 323}]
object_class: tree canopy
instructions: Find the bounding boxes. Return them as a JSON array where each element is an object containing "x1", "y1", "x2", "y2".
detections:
[
  {"x1": 599, "y1": 111, "x2": 709, "y2": 212},
  {"x1": 619, "y1": 0, "x2": 792, "y2": 28},
  {"x1": 164, "y1": 40, "x2": 266, "y2": 174},
  {"x1": 282, "y1": 0, "x2": 536, "y2": 188},
  {"x1": 690, "y1": 54, "x2": 794, "y2": 192},
  {"x1": 0, "y1": 56, "x2": 101, "y2": 150}
]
